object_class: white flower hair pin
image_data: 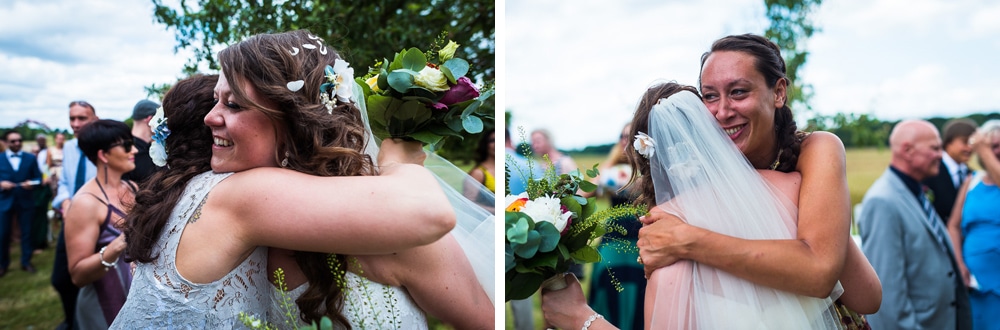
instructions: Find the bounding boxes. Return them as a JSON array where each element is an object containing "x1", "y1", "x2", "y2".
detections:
[
  {"x1": 633, "y1": 132, "x2": 656, "y2": 159},
  {"x1": 148, "y1": 106, "x2": 170, "y2": 167},
  {"x1": 319, "y1": 58, "x2": 355, "y2": 113}
]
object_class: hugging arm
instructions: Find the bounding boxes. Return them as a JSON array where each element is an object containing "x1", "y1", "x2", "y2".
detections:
[
  {"x1": 227, "y1": 163, "x2": 455, "y2": 255},
  {"x1": 639, "y1": 133, "x2": 852, "y2": 298},
  {"x1": 394, "y1": 235, "x2": 493, "y2": 329}
]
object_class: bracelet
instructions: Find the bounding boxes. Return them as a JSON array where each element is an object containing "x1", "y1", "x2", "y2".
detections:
[
  {"x1": 581, "y1": 313, "x2": 603, "y2": 330},
  {"x1": 99, "y1": 245, "x2": 117, "y2": 270}
]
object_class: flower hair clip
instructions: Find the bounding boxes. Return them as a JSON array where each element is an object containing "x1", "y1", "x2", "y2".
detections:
[
  {"x1": 633, "y1": 132, "x2": 655, "y2": 159},
  {"x1": 319, "y1": 59, "x2": 355, "y2": 113},
  {"x1": 148, "y1": 106, "x2": 170, "y2": 167}
]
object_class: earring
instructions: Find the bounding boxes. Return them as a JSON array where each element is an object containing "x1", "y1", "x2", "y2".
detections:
[{"x1": 281, "y1": 151, "x2": 290, "y2": 168}]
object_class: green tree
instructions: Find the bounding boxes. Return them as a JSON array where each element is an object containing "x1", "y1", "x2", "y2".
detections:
[
  {"x1": 764, "y1": 0, "x2": 822, "y2": 115},
  {"x1": 152, "y1": 0, "x2": 494, "y2": 82}
]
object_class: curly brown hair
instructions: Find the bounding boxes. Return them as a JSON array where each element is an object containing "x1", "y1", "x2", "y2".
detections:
[
  {"x1": 217, "y1": 29, "x2": 378, "y2": 327},
  {"x1": 624, "y1": 82, "x2": 700, "y2": 209},
  {"x1": 699, "y1": 34, "x2": 805, "y2": 173}
]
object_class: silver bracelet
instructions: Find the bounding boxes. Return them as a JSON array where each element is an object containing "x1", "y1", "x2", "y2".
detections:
[
  {"x1": 99, "y1": 245, "x2": 117, "y2": 270},
  {"x1": 581, "y1": 313, "x2": 603, "y2": 330}
]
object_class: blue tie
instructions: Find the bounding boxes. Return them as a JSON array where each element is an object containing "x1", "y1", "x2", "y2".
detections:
[
  {"x1": 920, "y1": 191, "x2": 951, "y2": 253},
  {"x1": 10, "y1": 152, "x2": 19, "y2": 158},
  {"x1": 74, "y1": 147, "x2": 86, "y2": 194}
]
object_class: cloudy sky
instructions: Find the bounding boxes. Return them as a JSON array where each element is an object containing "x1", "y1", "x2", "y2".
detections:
[
  {"x1": 506, "y1": 0, "x2": 1000, "y2": 149},
  {"x1": 0, "y1": 0, "x2": 190, "y2": 131}
]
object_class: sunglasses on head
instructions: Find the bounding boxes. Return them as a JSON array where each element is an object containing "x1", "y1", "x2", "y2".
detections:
[{"x1": 70, "y1": 100, "x2": 92, "y2": 108}]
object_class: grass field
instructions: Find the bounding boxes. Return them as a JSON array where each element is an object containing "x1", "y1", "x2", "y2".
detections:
[{"x1": 504, "y1": 147, "x2": 892, "y2": 329}]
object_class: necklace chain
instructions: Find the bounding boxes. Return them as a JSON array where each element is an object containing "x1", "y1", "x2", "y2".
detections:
[{"x1": 768, "y1": 149, "x2": 783, "y2": 170}]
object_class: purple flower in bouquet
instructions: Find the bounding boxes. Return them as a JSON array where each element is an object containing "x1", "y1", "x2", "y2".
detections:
[{"x1": 433, "y1": 76, "x2": 480, "y2": 110}]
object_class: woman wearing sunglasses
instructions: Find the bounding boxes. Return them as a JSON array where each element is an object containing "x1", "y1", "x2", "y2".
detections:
[{"x1": 64, "y1": 119, "x2": 137, "y2": 329}]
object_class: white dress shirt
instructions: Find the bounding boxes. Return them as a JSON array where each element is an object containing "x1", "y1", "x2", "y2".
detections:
[
  {"x1": 5, "y1": 149, "x2": 23, "y2": 170},
  {"x1": 942, "y1": 152, "x2": 968, "y2": 188}
]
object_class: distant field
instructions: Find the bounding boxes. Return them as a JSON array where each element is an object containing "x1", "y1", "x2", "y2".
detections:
[{"x1": 566, "y1": 147, "x2": 892, "y2": 216}]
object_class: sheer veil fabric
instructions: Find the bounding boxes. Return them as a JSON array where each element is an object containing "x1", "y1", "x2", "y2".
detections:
[
  {"x1": 352, "y1": 81, "x2": 495, "y2": 302},
  {"x1": 645, "y1": 91, "x2": 840, "y2": 329}
]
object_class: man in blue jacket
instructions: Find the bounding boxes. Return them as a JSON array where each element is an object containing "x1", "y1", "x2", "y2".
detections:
[{"x1": 0, "y1": 130, "x2": 43, "y2": 276}]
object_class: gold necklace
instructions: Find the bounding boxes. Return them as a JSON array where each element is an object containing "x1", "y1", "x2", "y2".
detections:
[{"x1": 768, "y1": 149, "x2": 783, "y2": 170}]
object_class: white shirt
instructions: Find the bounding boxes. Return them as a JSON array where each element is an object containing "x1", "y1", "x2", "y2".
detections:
[
  {"x1": 5, "y1": 149, "x2": 23, "y2": 170},
  {"x1": 942, "y1": 152, "x2": 968, "y2": 188}
]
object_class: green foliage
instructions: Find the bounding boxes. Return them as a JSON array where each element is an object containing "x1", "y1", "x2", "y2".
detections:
[
  {"x1": 150, "y1": 0, "x2": 494, "y2": 82},
  {"x1": 504, "y1": 160, "x2": 646, "y2": 301},
  {"x1": 763, "y1": 0, "x2": 822, "y2": 114}
]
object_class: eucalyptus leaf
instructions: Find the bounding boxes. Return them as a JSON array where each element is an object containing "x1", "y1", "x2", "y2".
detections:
[
  {"x1": 535, "y1": 221, "x2": 561, "y2": 253},
  {"x1": 578, "y1": 180, "x2": 597, "y2": 193},
  {"x1": 400, "y1": 48, "x2": 427, "y2": 72},
  {"x1": 506, "y1": 215, "x2": 529, "y2": 243},
  {"x1": 462, "y1": 115, "x2": 483, "y2": 133},
  {"x1": 409, "y1": 131, "x2": 444, "y2": 145},
  {"x1": 506, "y1": 271, "x2": 544, "y2": 301},
  {"x1": 513, "y1": 231, "x2": 541, "y2": 259},
  {"x1": 387, "y1": 71, "x2": 415, "y2": 93},
  {"x1": 439, "y1": 65, "x2": 457, "y2": 84},
  {"x1": 505, "y1": 244, "x2": 515, "y2": 272},
  {"x1": 460, "y1": 99, "x2": 482, "y2": 118},
  {"x1": 443, "y1": 58, "x2": 470, "y2": 78}
]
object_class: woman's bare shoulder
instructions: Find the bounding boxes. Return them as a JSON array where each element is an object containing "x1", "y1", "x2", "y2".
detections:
[{"x1": 758, "y1": 169, "x2": 802, "y2": 205}]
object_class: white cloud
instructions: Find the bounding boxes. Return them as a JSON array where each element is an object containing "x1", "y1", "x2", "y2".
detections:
[{"x1": 0, "y1": 0, "x2": 190, "y2": 130}]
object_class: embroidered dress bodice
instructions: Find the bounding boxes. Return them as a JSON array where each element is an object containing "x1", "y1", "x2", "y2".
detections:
[
  {"x1": 268, "y1": 272, "x2": 427, "y2": 329},
  {"x1": 111, "y1": 171, "x2": 269, "y2": 329}
]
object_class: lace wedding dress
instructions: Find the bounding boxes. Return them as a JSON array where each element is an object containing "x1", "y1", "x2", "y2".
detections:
[{"x1": 111, "y1": 172, "x2": 270, "y2": 329}]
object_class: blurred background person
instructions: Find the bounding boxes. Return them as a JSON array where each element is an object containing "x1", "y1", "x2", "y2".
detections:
[
  {"x1": 947, "y1": 119, "x2": 1000, "y2": 330},
  {"x1": 64, "y1": 120, "x2": 136, "y2": 329},
  {"x1": 31, "y1": 134, "x2": 52, "y2": 254},
  {"x1": 925, "y1": 118, "x2": 978, "y2": 222},
  {"x1": 123, "y1": 99, "x2": 161, "y2": 183},
  {"x1": 583, "y1": 123, "x2": 645, "y2": 330},
  {"x1": 531, "y1": 128, "x2": 579, "y2": 176},
  {"x1": 466, "y1": 129, "x2": 495, "y2": 211},
  {"x1": 506, "y1": 127, "x2": 544, "y2": 330},
  {"x1": 0, "y1": 130, "x2": 43, "y2": 277},
  {"x1": 52, "y1": 100, "x2": 100, "y2": 329}
]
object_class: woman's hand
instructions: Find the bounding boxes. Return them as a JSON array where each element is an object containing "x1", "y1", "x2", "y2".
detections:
[
  {"x1": 378, "y1": 138, "x2": 427, "y2": 167},
  {"x1": 541, "y1": 273, "x2": 596, "y2": 330},
  {"x1": 638, "y1": 209, "x2": 701, "y2": 278}
]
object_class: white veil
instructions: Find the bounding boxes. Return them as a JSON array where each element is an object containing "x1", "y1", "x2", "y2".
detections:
[
  {"x1": 644, "y1": 90, "x2": 840, "y2": 329},
  {"x1": 352, "y1": 81, "x2": 496, "y2": 302}
]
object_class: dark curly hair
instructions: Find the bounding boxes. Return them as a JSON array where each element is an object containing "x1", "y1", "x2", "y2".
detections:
[
  {"x1": 218, "y1": 29, "x2": 377, "y2": 327},
  {"x1": 124, "y1": 74, "x2": 218, "y2": 264},
  {"x1": 699, "y1": 34, "x2": 805, "y2": 173},
  {"x1": 624, "y1": 82, "x2": 700, "y2": 209}
]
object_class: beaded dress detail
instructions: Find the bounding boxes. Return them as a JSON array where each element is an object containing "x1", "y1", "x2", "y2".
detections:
[{"x1": 111, "y1": 171, "x2": 269, "y2": 329}]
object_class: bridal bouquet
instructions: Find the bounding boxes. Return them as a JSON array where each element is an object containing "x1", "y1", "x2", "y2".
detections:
[
  {"x1": 354, "y1": 38, "x2": 494, "y2": 148},
  {"x1": 505, "y1": 161, "x2": 646, "y2": 301}
]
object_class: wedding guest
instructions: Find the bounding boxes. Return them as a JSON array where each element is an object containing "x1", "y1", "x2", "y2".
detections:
[
  {"x1": 31, "y1": 134, "x2": 52, "y2": 252},
  {"x1": 923, "y1": 118, "x2": 977, "y2": 222},
  {"x1": 123, "y1": 100, "x2": 162, "y2": 183},
  {"x1": 506, "y1": 127, "x2": 544, "y2": 330},
  {"x1": 64, "y1": 120, "x2": 136, "y2": 328},
  {"x1": 947, "y1": 119, "x2": 1000, "y2": 330},
  {"x1": 468, "y1": 128, "x2": 496, "y2": 193},
  {"x1": 112, "y1": 30, "x2": 457, "y2": 327},
  {"x1": 859, "y1": 119, "x2": 971, "y2": 329},
  {"x1": 585, "y1": 123, "x2": 644, "y2": 330},
  {"x1": 0, "y1": 130, "x2": 42, "y2": 277},
  {"x1": 543, "y1": 82, "x2": 874, "y2": 329},
  {"x1": 48, "y1": 132, "x2": 65, "y2": 184},
  {"x1": 531, "y1": 128, "x2": 578, "y2": 175},
  {"x1": 637, "y1": 34, "x2": 880, "y2": 322},
  {"x1": 52, "y1": 100, "x2": 99, "y2": 329}
]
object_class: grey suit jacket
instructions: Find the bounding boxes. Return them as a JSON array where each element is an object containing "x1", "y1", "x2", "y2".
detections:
[{"x1": 859, "y1": 168, "x2": 971, "y2": 330}]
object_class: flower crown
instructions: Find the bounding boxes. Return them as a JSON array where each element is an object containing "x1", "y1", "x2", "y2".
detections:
[
  {"x1": 148, "y1": 106, "x2": 170, "y2": 167},
  {"x1": 282, "y1": 33, "x2": 355, "y2": 114},
  {"x1": 633, "y1": 132, "x2": 655, "y2": 159}
]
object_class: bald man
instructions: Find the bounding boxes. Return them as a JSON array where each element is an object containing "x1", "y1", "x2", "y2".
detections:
[{"x1": 858, "y1": 120, "x2": 971, "y2": 329}]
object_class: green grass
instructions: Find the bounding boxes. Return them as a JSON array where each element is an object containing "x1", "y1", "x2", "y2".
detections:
[{"x1": 0, "y1": 246, "x2": 62, "y2": 329}]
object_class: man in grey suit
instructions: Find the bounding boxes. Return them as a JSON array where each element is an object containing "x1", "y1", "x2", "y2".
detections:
[{"x1": 859, "y1": 119, "x2": 972, "y2": 329}]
